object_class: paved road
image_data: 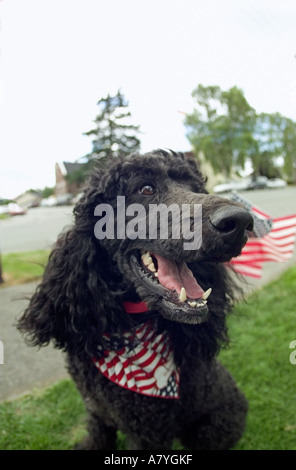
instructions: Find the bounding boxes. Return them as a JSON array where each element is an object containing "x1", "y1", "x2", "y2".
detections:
[
  {"x1": 0, "y1": 188, "x2": 296, "y2": 401},
  {"x1": 0, "y1": 206, "x2": 74, "y2": 254},
  {"x1": 234, "y1": 186, "x2": 296, "y2": 216},
  {"x1": 0, "y1": 281, "x2": 68, "y2": 401}
]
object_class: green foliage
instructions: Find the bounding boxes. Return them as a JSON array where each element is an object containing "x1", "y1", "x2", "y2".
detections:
[
  {"x1": 84, "y1": 89, "x2": 141, "y2": 161},
  {"x1": 0, "y1": 198, "x2": 14, "y2": 205},
  {"x1": 41, "y1": 186, "x2": 54, "y2": 198},
  {"x1": 282, "y1": 118, "x2": 296, "y2": 183},
  {"x1": 185, "y1": 84, "x2": 296, "y2": 181},
  {"x1": 186, "y1": 84, "x2": 256, "y2": 176},
  {"x1": 64, "y1": 161, "x2": 96, "y2": 186}
]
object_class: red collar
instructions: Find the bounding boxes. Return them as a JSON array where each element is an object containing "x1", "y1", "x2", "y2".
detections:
[{"x1": 123, "y1": 300, "x2": 149, "y2": 314}]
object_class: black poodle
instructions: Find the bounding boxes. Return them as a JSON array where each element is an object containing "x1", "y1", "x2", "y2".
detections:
[{"x1": 18, "y1": 150, "x2": 253, "y2": 450}]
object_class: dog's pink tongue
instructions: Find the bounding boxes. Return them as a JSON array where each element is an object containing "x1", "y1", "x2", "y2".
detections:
[{"x1": 153, "y1": 253, "x2": 204, "y2": 299}]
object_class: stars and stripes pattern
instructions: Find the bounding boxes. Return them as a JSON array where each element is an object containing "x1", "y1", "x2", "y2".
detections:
[
  {"x1": 229, "y1": 192, "x2": 296, "y2": 278},
  {"x1": 92, "y1": 319, "x2": 180, "y2": 399}
]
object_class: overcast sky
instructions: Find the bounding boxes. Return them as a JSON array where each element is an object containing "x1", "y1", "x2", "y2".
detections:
[{"x1": 1, "y1": 0, "x2": 296, "y2": 199}]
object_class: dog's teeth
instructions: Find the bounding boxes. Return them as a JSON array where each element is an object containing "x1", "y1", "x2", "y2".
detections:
[
  {"x1": 202, "y1": 288, "x2": 212, "y2": 301},
  {"x1": 179, "y1": 287, "x2": 187, "y2": 302},
  {"x1": 141, "y1": 252, "x2": 152, "y2": 266},
  {"x1": 188, "y1": 301, "x2": 197, "y2": 307},
  {"x1": 148, "y1": 262, "x2": 156, "y2": 272}
]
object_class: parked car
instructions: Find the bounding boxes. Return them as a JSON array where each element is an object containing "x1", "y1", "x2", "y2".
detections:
[
  {"x1": 56, "y1": 193, "x2": 73, "y2": 205},
  {"x1": 266, "y1": 178, "x2": 287, "y2": 189},
  {"x1": 71, "y1": 192, "x2": 84, "y2": 204},
  {"x1": 0, "y1": 202, "x2": 27, "y2": 215},
  {"x1": 246, "y1": 176, "x2": 268, "y2": 190},
  {"x1": 40, "y1": 196, "x2": 57, "y2": 207},
  {"x1": 213, "y1": 179, "x2": 250, "y2": 194}
]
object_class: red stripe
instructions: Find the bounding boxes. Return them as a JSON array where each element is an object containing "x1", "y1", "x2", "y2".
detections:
[
  {"x1": 238, "y1": 255, "x2": 290, "y2": 263},
  {"x1": 128, "y1": 346, "x2": 150, "y2": 362},
  {"x1": 138, "y1": 352, "x2": 158, "y2": 368},
  {"x1": 264, "y1": 239, "x2": 295, "y2": 247},
  {"x1": 273, "y1": 214, "x2": 296, "y2": 222},
  {"x1": 245, "y1": 239, "x2": 294, "y2": 249},
  {"x1": 131, "y1": 349, "x2": 157, "y2": 367},
  {"x1": 246, "y1": 239, "x2": 294, "y2": 247},
  {"x1": 113, "y1": 367, "x2": 125, "y2": 383},
  {"x1": 104, "y1": 355, "x2": 121, "y2": 370},
  {"x1": 267, "y1": 234, "x2": 295, "y2": 241},
  {"x1": 234, "y1": 270, "x2": 261, "y2": 278},
  {"x1": 251, "y1": 206, "x2": 270, "y2": 218},
  {"x1": 249, "y1": 232, "x2": 295, "y2": 242},
  {"x1": 125, "y1": 369, "x2": 156, "y2": 388},
  {"x1": 241, "y1": 247, "x2": 294, "y2": 255},
  {"x1": 268, "y1": 225, "x2": 296, "y2": 233},
  {"x1": 231, "y1": 259, "x2": 262, "y2": 266},
  {"x1": 123, "y1": 301, "x2": 149, "y2": 313},
  {"x1": 245, "y1": 244, "x2": 294, "y2": 254}
]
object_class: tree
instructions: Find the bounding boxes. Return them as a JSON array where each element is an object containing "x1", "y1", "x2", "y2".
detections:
[
  {"x1": 252, "y1": 112, "x2": 284, "y2": 177},
  {"x1": 69, "y1": 90, "x2": 141, "y2": 185},
  {"x1": 282, "y1": 118, "x2": 296, "y2": 183},
  {"x1": 185, "y1": 84, "x2": 296, "y2": 181},
  {"x1": 41, "y1": 186, "x2": 54, "y2": 198},
  {"x1": 185, "y1": 85, "x2": 256, "y2": 176},
  {"x1": 84, "y1": 90, "x2": 141, "y2": 161}
]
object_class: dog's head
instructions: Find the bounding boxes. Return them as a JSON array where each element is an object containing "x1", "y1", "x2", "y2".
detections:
[
  {"x1": 18, "y1": 150, "x2": 253, "y2": 356},
  {"x1": 76, "y1": 149, "x2": 253, "y2": 325}
]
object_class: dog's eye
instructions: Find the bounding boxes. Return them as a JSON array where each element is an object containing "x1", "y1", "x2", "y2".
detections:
[{"x1": 138, "y1": 185, "x2": 155, "y2": 196}]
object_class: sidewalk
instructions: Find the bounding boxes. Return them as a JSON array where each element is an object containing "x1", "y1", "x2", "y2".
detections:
[
  {"x1": 0, "y1": 281, "x2": 69, "y2": 402},
  {"x1": 1, "y1": 252, "x2": 295, "y2": 402}
]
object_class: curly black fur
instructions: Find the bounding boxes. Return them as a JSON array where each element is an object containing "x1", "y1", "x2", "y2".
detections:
[{"x1": 18, "y1": 150, "x2": 252, "y2": 450}]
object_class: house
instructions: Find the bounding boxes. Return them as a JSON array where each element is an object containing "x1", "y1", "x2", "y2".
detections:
[
  {"x1": 55, "y1": 161, "x2": 84, "y2": 198},
  {"x1": 15, "y1": 190, "x2": 42, "y2": 209},
  {"x1": 184, "y1": 150, "x2": 221, "y2": 190},
  {"x1": 184, "y1": 150, "x2": 241, "y2": 191}
]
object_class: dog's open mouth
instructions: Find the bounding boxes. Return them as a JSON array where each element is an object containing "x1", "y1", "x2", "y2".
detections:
[{"x1": 130, "y1": 251, "x2": 211, "y2": 324}]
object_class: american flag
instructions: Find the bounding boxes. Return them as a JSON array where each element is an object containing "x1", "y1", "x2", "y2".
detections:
[
  {"x1": 229, "y1": 192, "x2": 296, "y2": 278},
  {"x1": 92, "y1": 319, "x2": 180, "y2": 399}
]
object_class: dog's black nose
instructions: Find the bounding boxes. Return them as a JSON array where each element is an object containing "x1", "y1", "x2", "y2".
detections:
[{"x1": 210, "y1": 206, "x2": 254, "y2": 241}]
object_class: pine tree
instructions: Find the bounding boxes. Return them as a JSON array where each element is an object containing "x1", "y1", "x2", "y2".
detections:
[
  {"x1": 84, "y1": 90, "x2": 141, "y2": 160},
  {"x1": 67, "y1": 90, "x2": 141, "y2": 185}
]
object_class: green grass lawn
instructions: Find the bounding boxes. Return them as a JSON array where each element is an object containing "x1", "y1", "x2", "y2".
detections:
[
  {"x1": 220, "y1": 265, "x2": 296, "y2": 450},
  {"x1": 1, "y1": 264, "x2": 296, "y2": 450},
  {"x1": 1, "y1": 250, "x2": 50, "y2": 286}
]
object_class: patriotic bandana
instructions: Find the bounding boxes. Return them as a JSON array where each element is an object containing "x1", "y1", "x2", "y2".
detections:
[{"x1": 92, "y1": 318, "x2": 180, "y2": 399}]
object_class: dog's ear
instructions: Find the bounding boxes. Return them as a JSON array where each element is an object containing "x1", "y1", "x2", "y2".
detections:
[
  {"x1": 17, "y1": 228, "x2": 108, "y2": 353},
  {"x1": 17, "y1": 186, "x2": 128, "y2": 356}
]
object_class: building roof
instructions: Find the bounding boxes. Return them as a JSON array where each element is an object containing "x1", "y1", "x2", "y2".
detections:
[{"x1": 57, "y1": 161, "x2": 84, "y2": 176}]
